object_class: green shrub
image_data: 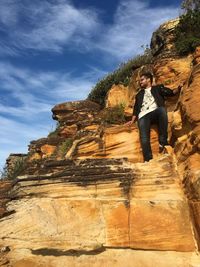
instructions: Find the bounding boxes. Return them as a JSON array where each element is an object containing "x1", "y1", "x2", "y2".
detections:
[
  {"x1": 174, "y1": 9, "x2": 200, "y2": 55},
  {"x1": 101, "y1": 104, "x2": 125, "y2": 125},
  {"x1": 57, "y1": 139, "x2": 73, "y2": 158},
  {"x1": 88, "y1": 49, "x2": 153, "y2": 106},
  {"x1": 5, "y1": 158, "x2": 27, "y2": 180}
]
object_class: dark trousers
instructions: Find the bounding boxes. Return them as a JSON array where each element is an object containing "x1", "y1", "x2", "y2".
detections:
[{"x1": 137, "y1": 107, "x2": 168, "y2": 162}]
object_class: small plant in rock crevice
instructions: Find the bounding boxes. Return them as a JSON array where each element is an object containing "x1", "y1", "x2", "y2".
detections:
[
  {"x1": 1, "y1": 157, "x2": 28, "y2": 180},
  {"x1": 57, "y1": 139, "x2": 73, "y2": 158},
  {"x1": 101, "y1": 103, "x2": 126, "y2": 125}
]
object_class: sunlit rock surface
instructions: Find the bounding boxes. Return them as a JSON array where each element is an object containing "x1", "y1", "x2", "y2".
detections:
[{"x1": 0, "y1": 156, "x2": 199, "y2": 266}]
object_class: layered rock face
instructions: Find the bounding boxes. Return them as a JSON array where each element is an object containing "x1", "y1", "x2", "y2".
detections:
[
  {"x1": 1, "y1": 20, "x2": 200, "y2": 266},
  {"x1": 0, "y1": 156, "x2": 199, "y2": 267}
]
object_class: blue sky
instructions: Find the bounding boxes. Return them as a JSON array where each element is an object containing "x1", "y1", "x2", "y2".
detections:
[{"x1": 0, "y1": 0, "x2": 182, "y2": 169}]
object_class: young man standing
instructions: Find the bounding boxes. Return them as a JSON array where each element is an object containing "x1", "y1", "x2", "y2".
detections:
[{"x1": 126, "y1": 72, "x2": 181, "y2": 162}]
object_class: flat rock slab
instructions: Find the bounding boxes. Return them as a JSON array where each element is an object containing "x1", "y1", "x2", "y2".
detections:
[{"x1": 0, "y1": 156, "x2": 198, "y2": 267}]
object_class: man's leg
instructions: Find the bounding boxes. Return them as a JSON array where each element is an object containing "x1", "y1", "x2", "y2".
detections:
[
  {"x1": 154, "y1": 107, "x2": 168, "y2": 147},
  {"x1": 138, "y1": 114, "x2": 152, "y2": 162}
]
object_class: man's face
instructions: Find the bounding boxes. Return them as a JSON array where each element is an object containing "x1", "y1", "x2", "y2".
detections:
[{"x1": 139, "y1": 75, "x2": 150, "y2": 88}]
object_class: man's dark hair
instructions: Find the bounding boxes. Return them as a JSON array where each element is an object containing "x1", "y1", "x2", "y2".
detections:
[{"x1": 140, "y1": 72, "x2": 153, "y2": 84}]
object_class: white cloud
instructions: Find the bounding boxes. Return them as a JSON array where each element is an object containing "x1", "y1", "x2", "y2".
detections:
[
  {"x1": 0, "y1": 115, "x2": 49, "y2": 169},
  {"x1": 0, "y1": 0, "x2": 19, "y2": 27},
  {"x1": 95, "y1": 0, "x2": 180, "y2": 60},
  {"x1": 0, "y1": 0, "x2": 100, "y2": 54},
  {"x1": 0, "y1": 61, "x2": 101, "y2": 114},
  {"x1": 0, "y1": 0, "x2": 180, "y2": 60},
  {"x1": 0, "y1": 62, "x2": 106, "y2": 169}
]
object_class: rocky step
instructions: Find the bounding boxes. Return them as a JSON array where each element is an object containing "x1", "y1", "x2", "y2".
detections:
[
  {"x1": 131, "y1": 156, "x2": 185, "y2": 200},
  {"x1": 127, "y1": 155, "x2": 197, "y2": 250},
  {"x1": 0, "y1": 155, "x2": 198, "y2": 258},
  {"x1": 22, "y1": 158, "x2": 131, "y2": 175},
  {"x1": 8, "y1": 158, "x2": 134, "y2": 200},
  {"x1": 17, "y1": 158, "x2": 133, "y2": 184}
]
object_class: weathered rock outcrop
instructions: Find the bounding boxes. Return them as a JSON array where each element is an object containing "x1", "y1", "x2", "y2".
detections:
[
  {"x1": 52, "y1": 100, "x2": 101, "y2": 126},
  {"x1": 150, "y1": 18, "x2": 179, "y2": 57},
  {"x1": 0, "y1": 156, "x2": 199, "y2": 266}
]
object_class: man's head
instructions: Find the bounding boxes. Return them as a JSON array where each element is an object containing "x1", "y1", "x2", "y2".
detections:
[{"x1": 139, "y1": 72, "x2": 153, "y2": 89}]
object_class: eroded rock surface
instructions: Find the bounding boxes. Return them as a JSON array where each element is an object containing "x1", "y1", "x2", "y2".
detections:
[
  {"x1": 150, "y1": 18, "x2": 179, "y2": 57},
  {"x1": 0, "y1": 156, "x2": 199, "y2": 266}
]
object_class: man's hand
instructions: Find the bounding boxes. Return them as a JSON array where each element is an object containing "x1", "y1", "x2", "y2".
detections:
[
  {"x1": 124, "y1": 115, "x2": 136, "y2": 126},
  {"x1": 125, "y1": 120, "x2": 134, "y2": 126}
]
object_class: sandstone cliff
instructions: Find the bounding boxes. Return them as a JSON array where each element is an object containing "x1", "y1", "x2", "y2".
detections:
[{"x1": 0, "y1": 19, "x2": 200, "y2": 267}]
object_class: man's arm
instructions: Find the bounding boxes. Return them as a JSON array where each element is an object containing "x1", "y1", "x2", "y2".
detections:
[{"x1": 159, "y1": 84, "x2": 182, "y2": 97}]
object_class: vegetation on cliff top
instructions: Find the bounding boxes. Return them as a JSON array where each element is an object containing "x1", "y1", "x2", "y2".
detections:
[
  {"x1": 88, "y1": 0, "x2": 200, "y2": 107},
  {"x1": 174, "y1": 0, "x2": 200, "y2": 55},
  {"x1": 87, "y1": 47, "x2": 153, "y2": 107}
]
